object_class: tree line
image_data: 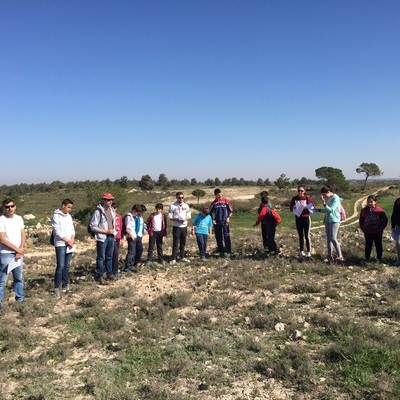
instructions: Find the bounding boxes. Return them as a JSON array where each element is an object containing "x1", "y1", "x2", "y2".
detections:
[{"x1": 0, "y1": 162, "x2": 384, "y2": 198}]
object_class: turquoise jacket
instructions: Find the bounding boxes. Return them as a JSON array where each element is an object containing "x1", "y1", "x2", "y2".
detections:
[{"x1": 320, "y1": 194, "x2": 341, "y2": 223}]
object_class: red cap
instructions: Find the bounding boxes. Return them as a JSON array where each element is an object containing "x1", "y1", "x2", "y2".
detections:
[{"x1": 101, "y1": 192, "x2": 114, "y2": 200}]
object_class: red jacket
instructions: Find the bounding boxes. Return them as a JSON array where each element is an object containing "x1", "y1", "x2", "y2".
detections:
[
  {"x1": 359, "y1": 206, "x2": 388, "y2": 235},
  {"x1": 146, "y1": 212, "x2": 167, "y2": 237}
]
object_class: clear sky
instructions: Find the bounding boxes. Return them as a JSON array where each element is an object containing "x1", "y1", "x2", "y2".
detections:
[{"x1": 1, "y1": 0, "x2": 399, "y2": 185}]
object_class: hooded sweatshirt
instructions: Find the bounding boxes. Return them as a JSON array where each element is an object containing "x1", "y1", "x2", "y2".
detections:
[{"x1": 51, "y1": 208, "x2": 75, "y2": 247}]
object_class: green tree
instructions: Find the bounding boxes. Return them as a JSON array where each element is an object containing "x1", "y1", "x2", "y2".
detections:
[
  {"x1": 356, "y1": 162, "x2": 383, "y2": 189},
  {"x1": 157, "y1": 173, "x2": 169, "y2": 188},
  {"x1": 85, "y1": 183, "x2": 127, "y2": 214},
  {"x1": 274, "y1": 174, "x2": 290, "y2": 190},
  {"x1": 315, "y1": 166, "x2": 349, "y2": 192},
  {"x1": 191, "y1": 188, "x2": 206, "y2": 204},
  {"x1": 139, "y1": 175, "x2": 154, "y2": 191}
]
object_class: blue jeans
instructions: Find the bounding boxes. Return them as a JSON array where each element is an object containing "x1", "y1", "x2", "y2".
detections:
[
  {"x1": 195, "y1": 233, "x2": 208, "y2": 258},
  {"x1": 0, "y1": 253, "x2": 24, "y2": 304},
  {"x1": 96, "y1": 237, "x2": 115, "y2": 278},
  {"x1": 54, "y1": 246, "x2": 73, "y2": 289}
]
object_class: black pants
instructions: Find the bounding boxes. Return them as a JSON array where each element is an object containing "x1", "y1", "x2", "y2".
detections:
[
  {"x1": 261, "y1": 222, "x2": 278, "y2": 252},
  {"x1": 214, "y1": 223, "x2": 232, "y2": 254},
  {"x1": 172, "y1": 226, "x2": 187, "y2": 260},
  {"x1": 364, "y1": 233, "x2": 383, "y2": 260},
  {"x1": 295, "y1": 216, "x2": 311, "y2": 252},
  {"x1": 125, "y1": 237, "x2": 143, "y2": 270},
  {"x1": 147, "y1": 231, "x2": 164, "y2": 262}
]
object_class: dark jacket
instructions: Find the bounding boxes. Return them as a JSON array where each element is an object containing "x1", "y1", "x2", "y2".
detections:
[{"x1": 359, "y1": 206, "x2": 388, "y2": 235}]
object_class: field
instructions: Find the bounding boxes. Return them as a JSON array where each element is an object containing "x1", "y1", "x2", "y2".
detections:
[{"x1": 1, "y1": 184, "x2": 400, "y2": 400}]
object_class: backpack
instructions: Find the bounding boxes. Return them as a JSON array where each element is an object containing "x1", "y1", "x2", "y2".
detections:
[
  {"x1": 50, "y1": 229, "x2": 55, "y2": 246},
  {"x1": 87, "y1": 209, "x2": 101, "y2": 238},
  {"x1": 339, "y1": 204, "x2": 346, "y2": 222},
  {"x1": 270, "y1": 208, "x2": 282, "y2": 225},
  {"x1": 121, "y1": 214, "x2": 129, "y2": 236}
]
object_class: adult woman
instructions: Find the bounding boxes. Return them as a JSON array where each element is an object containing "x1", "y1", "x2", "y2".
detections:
[
  {"x1": 290, "y1": 186, "x2": 315, "y2": 257},
  {"x1": 318, "y1": 185, "x2": 344, "y2": 263}
]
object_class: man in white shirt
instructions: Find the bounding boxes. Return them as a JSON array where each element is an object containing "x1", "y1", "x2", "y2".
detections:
[
  {"x1": 168, "y1": 192, "x2": 191, "y2": 264},
  {"x1": 0, "y1": 198, "x2": 26, "y2": 310}
]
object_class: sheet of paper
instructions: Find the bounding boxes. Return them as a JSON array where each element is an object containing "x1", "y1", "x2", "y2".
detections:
[
  {"x1": 7, "y1": 257, "x2": 22, "y2": 274},
  {"x1": 306, "y1": 203, "x2": 318, "y2": 215},
  {"x1": 66, "y1": 245, "x2": 76, "y2": 254},
  {"x1": 293, "y1": 202, "x2": 304, "y2": 217}
]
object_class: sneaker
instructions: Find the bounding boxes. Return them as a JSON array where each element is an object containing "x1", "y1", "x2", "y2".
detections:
[
  {"x1": 145, "y1": 260, "x2": 153, "y2": 266},
  {"x1": 300, "y1": 251, "x2": 306, "y2": 257},
  {"x1": 107, "y1": 275, "x2": 116, "y2": 281},
  {"x1": 181, "y1": 257, "x2": 191, "y2": 263},
  {"x1": 62, "y1": 285, "x2": 71, "y2": 292},
  {"x1": 305, "y1": 252, "x2": 311, "y2": 258},
  {"x1": 53, "y1": 288, "x2": 61, "y2": 298},
  {"x1": 114, "y1": 272, "x2": 122, "y2": 278},
  {"x1": 200, "y1": 256, "x2": 206, "y2": 261},
  {"x1": 169, "y1": 259, "x2": 177, "y2": 265},
  {"x1": 159, "y1": 259, "x2": 167, "y2": 265}
]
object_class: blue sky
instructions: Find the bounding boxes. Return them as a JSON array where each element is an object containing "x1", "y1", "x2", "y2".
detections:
[{"x1": 1, "y1": 0, "x2": 399, "y2": 185}]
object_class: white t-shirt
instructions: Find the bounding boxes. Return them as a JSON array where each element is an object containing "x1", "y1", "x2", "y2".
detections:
[
  {"x1": 152, "y1": 213, "x2": 163, "y2": 232},
  {"x1": 0, "y1": 214, "x2": 24, "y2": 253}
]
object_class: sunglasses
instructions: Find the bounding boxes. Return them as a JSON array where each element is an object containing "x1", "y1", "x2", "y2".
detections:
[
  {"x1": 4, "y1": 205, "x2": 15, "y2": 209},
  {"x1": 298, "y1": 190, "x2": 305, "y2": 193},
  {"x1": 178, "y1": 197, "x2": 184, "y2": 199}
]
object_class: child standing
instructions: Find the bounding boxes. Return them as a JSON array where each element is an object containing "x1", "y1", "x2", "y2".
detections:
[
  {"x1": 146, "y1": 203, "x2": 167, "y2": 265},
  {"x1": 124, "y1": 204, "x2": 141, "y2": 272},
  {"x1": 191, "y1": 208, "x2": 213, "y2": 260},
  {"x1": 253, "y1": 196, "x2": 280, "y2": 254},
  {"x1": 359, "y1": 195, "x2": 388, "y2": 262},
  {"x1": 290, "y1": 186, "x2": 315, "y2": 257}
]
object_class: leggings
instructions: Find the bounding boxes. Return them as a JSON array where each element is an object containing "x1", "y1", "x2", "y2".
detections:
[
  {"x1": 295, "y1": 216, "x2": 311, "y2": 252},
  {"x1": 325, "y1": 222, "x2": 342, "y2": 259}
]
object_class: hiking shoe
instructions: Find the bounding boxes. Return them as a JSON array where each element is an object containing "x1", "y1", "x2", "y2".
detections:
[
  {"x1": 96, "y1": 276, "x2": 108, "y2": 285},
  {"x1": 181, "y1": 257, "x2": 190, "y2": 263},
  {"x1": 169, "y1": 259, "x2": 177, "y2": 265},
  {"x1": 107, "y1": 275, "x2": 116, "y2": 281}
]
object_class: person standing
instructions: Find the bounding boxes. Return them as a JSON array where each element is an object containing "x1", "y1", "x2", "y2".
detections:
[
  {"x1": 253, "y1": 196, "x2": 280, "y2": 254},
  {"x1": 209, "y1": 188, "x2": 233, "y2": 257},
  {"x1": 112, "y1": 202, "x2": 124, "y2": 278},
  {"x1": 51, "y1": 198, "x2": 75, "y2": 297},
  {"x1": 318, "y1": 185, "x2": 344, "y2": 263},
  {"x1": 168, "y1": 192, "x2": 191, "y2": 264},
  {"x1": 290, "y1": 186, "x2": 315, "y2": 257},
  {"x1": 359, "y1": 195, "x2": 388, "y2": 262},
  {"x1": 146, "y1": 203, "x2": 167, "y2": 265},
  {"x1": 191, "y1": 207, "x2": 213, "y2": 260},
  {"x1": 0, "y1": 198, "x2": 26, "y2": 310},
  {"x1": 124, "y1": 204, "x2": 146, "y2": 272},
  {"x1": 390, "y1": 196, "x2": 400, "y2": 266},
  {"x1": 89, "y1": 192, "x2": 116, "y2": 284}
]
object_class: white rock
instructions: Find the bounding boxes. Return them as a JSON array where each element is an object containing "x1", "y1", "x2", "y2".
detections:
[
  {"x1": 23, "y1": 214, "x2": 36, "y2": 221},
  {"x1": 274, "y1": 322, "x2": 285, "y2": 332}
]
